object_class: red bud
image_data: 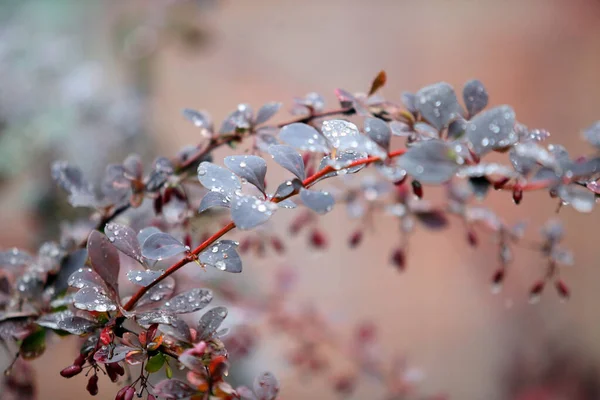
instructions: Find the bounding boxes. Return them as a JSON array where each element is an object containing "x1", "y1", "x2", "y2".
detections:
[
  {"x1": 348, "y1": 230, "x2": 363, "y2": 248},
  {"x1": 411, "y1": 180, "x2": 423, "y2": 199},
  {"x1": 555, "y1": 279, "x2": 570, "y2": 299},
  {"x1": 124, "y1": 387, "x2": 135, "y2": 400},
  {"x1": 148, "y1": 396, "x2": 156, "y2": 400},
  {"x1": 73, "y1": 353, "x2": 86, "y2": 367},
  {"x1": 183, "y1": 233, "x2": 192, "y2": 248},
  {"x1": 270, "y1": 237, "x2": 285, "y2": 254},
  {"x1": 491, "y1": 269, "x2": 504, "y2": 293},
  {"x1": 153, "y1": 195, "x2": 163, "y2": 215},
  {"x1": 529, "y1": 280, "x2": 545, "y2": 303},
  {"x1": 115, "y1": 386, "x2": 129, "y2": 400},
  {"x1": 86, "y1": 374, "x2": 99, "y2": 396},
  {"x1": 493, "y1": 177, "x2": 510, "y2": 190},
  {"x1": 309, "y1": 229, "x2": 327, "y2": 249},
  {"x1": 100, "y1": 328, "x2": 113, "y2": 346},
  {"x1": 513, "y1": 188, "x2": 523, "y2": 205},
  {"x1": 60, "y1": 364, "x2": 82, "y2": 378},
  {"x1": 333, "y1": 375, "x2": 355, "y2": 395},
  {"x1": 467, "y1": 230, "x2": 478, "y2": 247},
  {"x1": 391, "y1": 248, "x2": 406, "y2": 271}
]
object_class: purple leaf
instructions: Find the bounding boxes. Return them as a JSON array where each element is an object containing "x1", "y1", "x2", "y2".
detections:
[
  {"x1": 364, "y1": 117, "x2": 391, "y2": 151},
  {"x1": 279, "y1": 123, "x2": 329, "y2": 153},
  {"x1": 199, "y1": 191, "x2": 232, "y2": 213},
  {"x1": 224, "y1": 155, "x2": 267, "y2": 193},
  {"x1": 397, "y1": 140, "x2": 459, "y2": 184},
  {"x1": 197, "y1": 161, "x2": 242, "y2": 195},
  {"x1": 466, "y1": 105, "x2": 517, "y2": 156},
  {"x1": 67, "y1": 267, "x2": 109, "y2": 292},
  {"x1": 415, "y1": 82, "x2": 462, "y2": 131},
  {"x1": 51, "y1": 161, "x2": 97, "y2": 208},
  {"x1": 163, "y1": 288, "x2": 213, "y2": 314},
  {"x1": 199, "y1": 240, "x2": 242, "y2": 273},
  {"x1": 36, "y1": 311, "x2": 97, "y2": 335},
  {"x1": 268, "y1": 144, "x2": 306, "y2": 180},
  {"x1": 299, "y1": 188, "x2": 335, "y2": 214},
  {"x1": 197, "y1": 306, "x2": 228, "y2": 341},
  {"x1": 127, "y1": 270, "x2": 164, "y2": 287},
  {"x1": 255, "y1": 102, "x2": 281, "y2": 125},
  {"x1": 153, "y1": 379, "x2": 197, "y2": 399},
  {"x1": 141, "y1": 233, "x2": 188, "y2": 261},
  {"x1": 87, "y1": 231, "x2": 120, "y2": 295},
  {"x1": 231, "y1": 195, "x2": 277, "y2": 230},
  {"x1": 463, "y1": 79, "x2": 488, "y2": 117},
  {"x1": 104, "y1": 222, "x2": 143, "y2": 264},
  {"x1": 0, "y1": 248, "x2": 33, "y2": 269},
  {"x1": 73, "y1": 287, "x2": 117, "y2": 312},
  {"x1": 321, "y1": 120, "x2": 387, "y2": 159},
  {"x1": 137, "y1": 277, "x2": 176, "y2": 307}
]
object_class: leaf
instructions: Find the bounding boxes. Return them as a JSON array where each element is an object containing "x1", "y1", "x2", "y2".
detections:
[
  {"x1": 182, "y1": 109, "x2": 212, "y2": 130},
  {"x1": 268, "y1": 145, "x2": 306, "y2": 180},
  {"x1": 273, "y1": 179, "x2": 303, "y2": 199},
  {"x1": 277, "y1": 199, "x2": 297, "y2": 209},
  {"x1": 199, "y1": 240, "x2": 242, "y2": 273},
  {"x1": 279, "y1": 123, "x2": 330, "y2": 153},
  {"x1": 401, "y1": 92, "x2": 418, "y2": 114},
  {"x1": 20, "y1": 328, "x2": 46, "y2": 360},
  {"x1": 253, "y1": 372, "x2": 280, "y2": 400},
  {"x1": 197, "y1": 162, "x2": 242, "y2": 195},
  {"x1": 463, "y1": 79, "x2": 488, "y2": 117},
  {"x1": 368, "y1": 70, "x2": 387, "y2": 96},
  {"x1": 146, "y1": 353, "x2": 166, "y2": 373},
  {"x1": 0, "y1": 248, "x2": 33, "y2": 269},
  {"x1": 104, "y1": 222, "x2": 143, "y2": 263},
  {"x1": 137, "y1": 277, "x2": 175, "y2": 307},
  {"x1": 127, "y1": 270, "x2": 164, "y2": 287},
  {"x1": 87, "y1": 230, "x2": 120, "y2": 295},
  {"x1": 73, "y1": 287, "x2": 118, "y2": 312},
  {"x1": 137, "y1": 227, "x2": 162, "y2": 248},
  {"x1": 146, "y1": 157, "x2": 175, "y2": 191},
  {"x1": 94, "y1": 345, "x2": 135, "y2": 363},
  {"x1": 231, "y1": 195, "x2": 277, "y2": 230},
  {"x1": 583, "y1": 121, "x2": 600, "y2": 148},
  {"x1": 51, "y1": 161, "x2": 97, "y2": 208},
  {"x1": 36, "y1": 311, "x2": 97, "y2": 335},
  {"x1": 136, "y1": 311, "x2": 178, "y2": 327},
  {"x1": 255, "y1": 102, "x2": 282, "y2": 125},
  {"x1": 557, "y1": 184, "x2": 596, "y2": 213},
  {"x1": 415, "y1": 82, "x2": 462, "y2": 131},
  {"x1": 199, "y1": 191, "x2": 232, "y2": 212},
  {"x1": 466, "y1": 105, "x2": 517, "y2": 156},
  {"x1": 415, "y1": 210, "x2": 449, "y2": 230},
  {"x1": 141, "y1": 233, "x2": 188, "y2": 261},
  {"x1": 224, "y1": 155, "x2": 267, "y2": 193},
  {"x1": 197, "y1": 306, "x2": 228, "y2": 341},
  {"x1": 163, "y1": 288, "x2": 213, "y2": 314},
  {"x1": 153, "y1": 379, "x2": 197, "y2": 399},
  {"x1": 68, "y1": 267, "x2": 109, "y2": 292},
  {"x1": 364, "y1": 117, "x2": 391, "y2": 151},
  {"x1": 321, "y1": 120, "x2": 387, "y2": 159},
  {"x1": 299, "y1": 188, "x2": 335, "y2": 214},
  {"x1": 397, "y1": 140, "x2": 460, "y2": 184}
]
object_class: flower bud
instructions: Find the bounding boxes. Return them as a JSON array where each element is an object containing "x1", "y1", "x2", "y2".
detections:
[
  {"x1": 73, "y1": 353, "x2": 86, "y2": 367},
  {"x1": 153, "y1": 195, "x2": 163, "y2": 215},
  {"x1": 467, "y1": 230, "x2": 478, "y2": 247},
  {"x1": 491, "y1": 269, "x2": 504, "y2": 293},
  {"x1": 270, "y1": 237, "x2": 285, "y2": 254},
  {"x1": 391, "y1": 248, "x2": 406, "y2": 271},
  {"x1": 529, "y1": 280, "x2": 545, "y2": 303},
  {"x1": 555, "y1": 279, "x2": 570, "y2": 300},
  {"x1": 411, "y1": 180, "x2": 423, "y2": 199},
  {"x1": 115, "y1": 386, "x2": 129, "y2": 400},
  {"x1": 309, "y1": 229, "x2": 327, "y2": 249},
  {"x1": 60, "y1": 364, "x2": 82, "y2": 378},
  {"x1": 86, "y1": 374, "x2": 99, "y2": 396},
  {"x1": 124, "y1": 387, "x2": 135, "y2": 400},
  {"x1": 348, "y1": 230, "x2": 363, "y2": 248},
  {"x1": 513, "y1": 188, "x2": 523, "y2": 205}
]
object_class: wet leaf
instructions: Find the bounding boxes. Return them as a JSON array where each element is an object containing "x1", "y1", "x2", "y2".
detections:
[
  {"x1": 104, "y1": 222, "x2": 142, "y2": 263},
  {"x1": 137, "y1": 277, "x2": 175, "y2": 307},
  {"x1": 224, "y1": 155, "x2": 267, "y2": 193},
  {"x1": 73, "y1": 287, "x2": 118, "y2": 312},
  {"x1": 364, "y1": 117, "x2": 391, "y2": 150},
  {"x1": 67, "y1": 267, "x2": 109, "y2": 292},
  {"x1": 466, "y1": 105, "x2": 517, "y2": 156},
  {"x1": 197, "y1": 306, "x2": 228, "y2": 341},
  {"x1": 163, "y1": 288, "x2": 213, "y2": 314},
  {"x1": 583, "y1": 121, "x2": 600, "y2": 148},
  {"x1": 127, "y1": 270, "x2": 164, "y2": 287},
  {"x1": 136, "y1": 311, "x2": 177, "y2": 327},
  {"x1": 279, "y1": 123, "x2": 329, "y2": 153},
  {"x1": 137, "y1": 227, "x2": 162, "y2": 248},
  {"x1": 182, "y1": 109, "x2": 212, "y2": 131},
  {"x1": 557, "y1": 184, "x2": 596, "y2": 213},
  {"x1": 36, "y1": 311, "x2": 97, "y2": 335},
  {"x1": 199, "y1": 240, "x2": 242, "y2": 273},
  {"x1": 254, "y1": 372, "x2": 280, "y2": 400},
  {"x1": 51, "y1": 161, "x2": 97, "y2": 208},
  {"x1": 153, "y1": 379, "x2": 197, "y2": 399},
  {"x1": 397, "y1": 140, "x2": 459, "y2": 184},
  {"x1": 197, "y1": 162, "x2": 242, "y2": 195},
  {"x1": 141, "y1": 233, "x2": 188, "y2": 261},
  {"x1": 463, "y1": 79, "x2": 488, "y2": 117},
  {"x1": 255, "y1": 102, "x2": 282, "y2": 125},
  {"x1": 199, "y1": 191, "x2": 232, "y2": 212},
  {"x1": 299, "y1": 188, "x2": 335, "y2": 214},
  {"x1": 20, "y1": 328, "x2": 46, "y2": 360},
  {"x1": 321, "y1": 120, "x2": 387, "y2": 159},
  {"x1": 415, "y1": 82, "x2": 462, "y2": 131},
  {"x1": 273, "y1": 178, "x2": 303, "y2": 199},
  {"x1": 231, "y1": 196, "x2": 277, "y2": 230},
  {"x1": 268, "y1": 145, "x2": 306, "y2": 180},
  {"x1": 0, "y1": 248, "x2": 33, "y2": 269},
  {"x1": 87, "y1": 230, "x2": 120, "y2": 295},
  {"x1": 94, "y1": 345, "x2": 135, "y2": 364}
]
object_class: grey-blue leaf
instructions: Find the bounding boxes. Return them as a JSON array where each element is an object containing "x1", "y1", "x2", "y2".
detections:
[
  {"x1": 322, "y1": 120, "x2": 387, "y2": 159},
  {"x1": 198, "y1": 191, "x2": 231, "y2": 213},
  {"x1": 197, "y1": 306, "x2": 228, "y2": 341},
  {"x1": 197, "y1": 161, "x2": 241, "y2": 195},
  {"x1": 466, "y1": 105, "x2": 517, "y2": 156},
  {"x1": 279, "y1": 123, "x2": 329, "y2": 153},
  {"x1": 224, "y1": 155, "x2": 267, "y2": 193},
  {"x1": 163, "y1": 288, "x2": 213, "y2": 314},
  {"x1": 73, "y1": 287, "x2": 117, "y2": 312},
  {"x1": 415, "y1": 82, "x2": 462, "y2": 131},
  {"x1": 37, "y1": 311, "x2": 98, "y2": 335},
  {"x1": 199, "y1": 240, "x2": 242, "y2": 273},
  {"x1": 182, "y1": 108, "x2": 212, "y2": 131},
  {"x1": 255, "y1": 102, "x2": 281, "y2": 125},
  {"x1": 0, "y1": 248, "x2": 33, "y2": 269},
  {"x1": 364, "y1": 117, "x2": 391, "y2": 151},
  {"x1": 231, "y1": 195, "x2": 277, "y2": 230},
  {"x1": 268, "y1": 144, "x2": 306, "y2": 180},
  {"x1": 127, "y1": 270, "x2": 164, "y2": 287},
  {"x1": 67, "y1": 267, "x2": 108, "y2": 292},
  {"x1": 299, "y1": 188, "x2": 335, "y2": 214},
  {"x1": 277, "y1": 199, "x2": 297, "y2": 209},
  {"x1": 137, "y1": 227, "x2": 162, "y2": 248},
  {"x1": 583, "y1": 121, "x2": 600, "y2": 148},
  {"x1": 105, "y1": 222, "x2": 143, "y2": 264},
  {"x1": 398, "y1": 140, "x2": 460, "y2": 184},
  {"x1": 557, "y1": 184, "x2": 596, "y2": 213},
  {"x1": 137, "y1": 277, "x2": 175, "y2": 307},
  {"x1": 463, "y1": 79, "x2": 488, "y2": 117},
  {"x1": 141, "y1": 233, "x2": 187, "y2": 261},
  {"x1": 51, "y1": 161, "x2": 97, "y2": 208}
]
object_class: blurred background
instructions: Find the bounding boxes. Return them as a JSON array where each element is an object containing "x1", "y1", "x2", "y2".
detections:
[{"x1": 1, "y1": 0, "x2": 600, "y2": 399}]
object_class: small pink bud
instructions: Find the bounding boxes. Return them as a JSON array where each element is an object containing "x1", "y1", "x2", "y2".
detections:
[
  {"x1": 555, "y1": 279, "x2": 570, "y2": 299},
  {"x1": 391, "y1": 248, "x2": 406, "y2": 271},
  {"x1": 467, "y1": 230, "x2": 478, "y2": 247},
  {"x1": 115, "y1": 386, "x2": 129, "y2": 400},
  {"x1": 529, "y1": 280, "x2": 545, "y2": 303},
  {"x1": 270, "y1": 237, "x2": 285, "y2": 254},
  {"x1": 60, "y1": 364, "x2": 82, "y2": 378},
  {"x1": 348, "y1": 230, "x2": 363, "y2": 248},
  {"x1": 86, "y1": 374, "x2": 99, "y2": 396},
  {"x1": 183, "y1": 233, "x2": 192, "y2": 248},
  {"x1": 309, "y1": 229, "x2": 327, "y2": 249},
  {"x1": 513, "y1": 188, "x2": 523, "y2": 205},
  {"x1": 411, "y1": 180, "x2": 423, "y2": 199},
  {"x1": 124, "y1": 387, "x2": 135, "y2": 400},
  {"x1": 491, "y1": 269, "x2": 504, "y2": 293}
]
